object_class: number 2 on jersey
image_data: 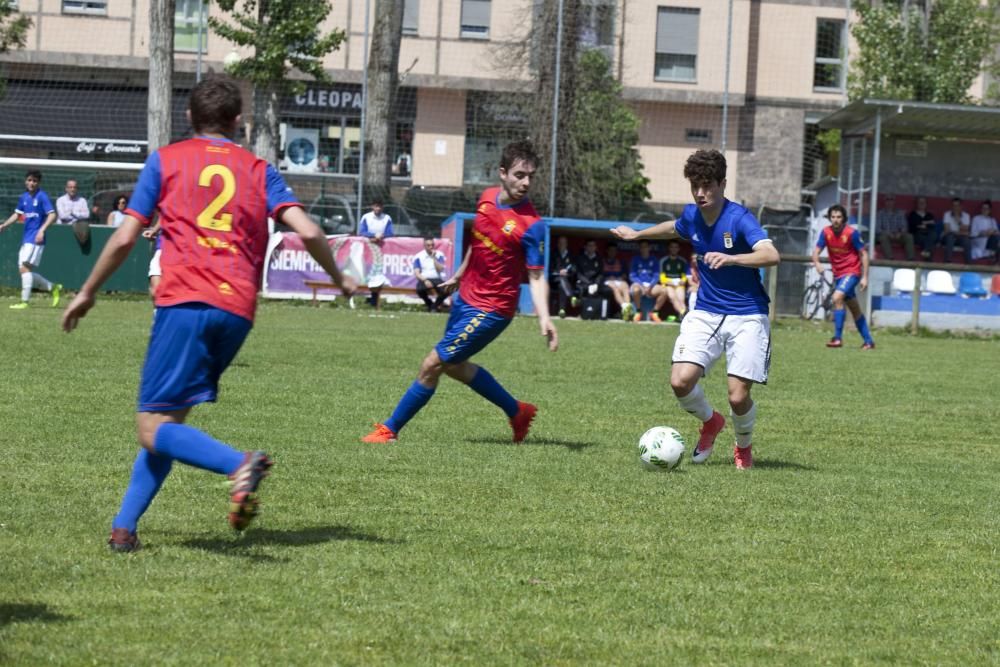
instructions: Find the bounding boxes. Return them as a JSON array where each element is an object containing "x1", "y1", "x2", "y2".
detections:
[{"x1": 197, "y1": 164, "x2": 235, "y2": 232}]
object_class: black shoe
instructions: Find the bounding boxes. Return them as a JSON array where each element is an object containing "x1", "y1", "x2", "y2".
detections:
[
  {"x1": 228, "y1": 451, "x2": 273, "y2": 531},
  {"x1": 108, "y1": 528, "x2": 140, "y2": 553}
]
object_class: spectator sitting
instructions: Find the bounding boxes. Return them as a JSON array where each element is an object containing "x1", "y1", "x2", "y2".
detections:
[
  {"x1": 907, "y1": 196, "x2": 938, "y2": 259},
  {"x1": 969, "y1": 200, "x2": 999, "y2": 263},
  {"x1": 392, "y1": 151, "x2": 412, "y2": 177},
  {"x1": 56, "y1": 179, "x2": 90, "y2": 226},
  {"x1": 602, "y1": 242, "x2": 634, "y2": 320},
  {"x1": 359, "y1": 199, "x2": 393, "y2": 307},
  {"x1": 876, "y1": 194, "x2": 914, "y2": 261},
  {"x1": 107, "y1": 195, "x2": 128, "y2": 227},
  {"x1": 574, "y1": 239, "x2": 603, "y2": 302},
  {"x1": 942, "y1": 197, "x2": 971, "y2": 263},
  {"x1": 654, "y1": 240, "x2": 690, "y2": 321},
  {"x1": 628, "y1": 240, "x2": 660, "y2": 322},
  {"x1": 550, "y1": 235, "x2": 576, "y2": 317},
  {"x1": 412, "y1": 237, "x2": 448, "y2": 312}
]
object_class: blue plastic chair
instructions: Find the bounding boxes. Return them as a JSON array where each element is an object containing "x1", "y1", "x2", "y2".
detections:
[{"x1": 958, "y1": 272, "x2": 988, "y2": 298}]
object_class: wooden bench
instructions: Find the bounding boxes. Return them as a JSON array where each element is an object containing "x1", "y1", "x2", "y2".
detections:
[{"x1": 303, "y1": 280, "x2": 419, "y2": 309}]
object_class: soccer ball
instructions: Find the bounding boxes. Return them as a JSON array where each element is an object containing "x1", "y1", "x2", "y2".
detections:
[{"x1": 638, "y1": 426, "x2": 685, "y2": 471}]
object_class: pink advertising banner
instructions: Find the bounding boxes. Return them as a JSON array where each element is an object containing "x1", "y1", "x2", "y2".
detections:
[{"x1": 263, "y1": 234, "x2": 455, "y2": 299}]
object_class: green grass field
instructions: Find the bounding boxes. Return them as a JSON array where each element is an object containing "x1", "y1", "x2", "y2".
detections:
[{"x1": 1, "y1": 297, "x2": 998, "y2": 665}]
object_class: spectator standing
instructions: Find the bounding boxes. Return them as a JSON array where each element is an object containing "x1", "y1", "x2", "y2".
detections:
[
  {"x1": 969, "y1": 200, "x2": 999, "y2": 263},
  {"x1": 574, "y1": 239, "x2": 603, "y2": 301},
  {"x1": 654, "y1": 240, "x2": 690, "y2": 321},
  {"x1": 907, "y1": 196, "x2": 938, "y2": 258},
  {"x1": 876, "y1": 194, "x2": 914, "y2": 260},
  {"x1": 550, "y1": 235, "x2": 576, "y2": 317},
  {"x1": 359, "y1": 199, "x2": 393, "y2": 307},
  {"x1": 602, "y1": 242, "x2": 633, "y2": 320},
  {"x1": 56, "y1": 179, "x2": 91, "y2": 226},
  {"x1": 413, "y1": 237, "x2": 448, "y2": 312},
  {"x1": 942, "y1": 198, "x2": 971, "y2": 263},
  {"x1": 108, "y1": 195, "x2": 128, "y2": 227},
  {"x1": 628, "y1": 240, "x2": 660, "y2": 322},
  {"x1": 0, "y1": 170, "x2": 61, "y2": 309}
]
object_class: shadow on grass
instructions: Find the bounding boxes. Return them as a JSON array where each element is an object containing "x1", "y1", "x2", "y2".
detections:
[
  {"x1": 0, "y1": 602, "x2": 72, "y2": 628},
  {"x1": 467, "y1": 436, "x2": 596, "y2": 452},
  {"x1": 181, "y1": 524, "x2": 401, "y2": 561},
  {"x1": 752, "y1": 458, "x2": 816, "y2": 471}
]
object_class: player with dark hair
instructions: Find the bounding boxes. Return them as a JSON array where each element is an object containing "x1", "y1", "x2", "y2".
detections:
[
  {"x1": 362, "y1": 139, "x2": 557, "y2": 444},
  {"x1": 613, "y1": 149, "x2": 780, "y2": 470},
  {"x1": 62, "y1": 75, "x2": 355, "y2": 552},
  {"x1": 0, "y1": 170, "x2": 62, "y2": 309},
  {"x1": 811, "y1": 203, "x2": 874, "y2": 349}
]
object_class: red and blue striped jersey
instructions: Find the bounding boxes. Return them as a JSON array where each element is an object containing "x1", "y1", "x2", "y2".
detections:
[
  {"x1": 459, "y1": 187, "x2": 546, "y2": 318},
  {"x1": 126, "y1": 137, "x2": 300, "y2": 321}
]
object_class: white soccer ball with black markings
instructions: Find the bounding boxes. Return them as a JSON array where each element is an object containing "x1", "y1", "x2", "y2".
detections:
[{"x1": 638, "y1": 426, "x2": 685, "y2": 471}]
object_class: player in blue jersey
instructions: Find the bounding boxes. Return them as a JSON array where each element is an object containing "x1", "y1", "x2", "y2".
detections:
[
  {"x1": 628, "y1": 240, "x2": 660, "y2": 322},
  {"x1": 0, "y1": 170, "x2": 62, "y2": 309},
  {"x1": 613, "y1": 150, "x2": 780, "y2": 469}
]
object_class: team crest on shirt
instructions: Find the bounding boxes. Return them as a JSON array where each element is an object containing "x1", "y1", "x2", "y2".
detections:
[
  {"x1": 723, "y1": 232, "x2": 734, "y2": 249},
  {"x1": 502, "y1": 220, "x2": 516, "y2": 235}
]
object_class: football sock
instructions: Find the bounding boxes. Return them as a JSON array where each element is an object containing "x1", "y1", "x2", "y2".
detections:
[
  {"x1": 855, "y1": 315, "x2": 874, "y2": 344},
  {"x1": 731, "y1": 403, "x2": 756, "y2": 448},
  {"x1": 385, "y1": 381, "x2": 436, "y2": 434},
  {"x1": 677, "y1": 384, "x2": 713, "y2": 422},
  {"x1": 20, "y1": 273, "x2": 31, "y2": 301},
  {"x1": 32, "y1": 273, "x2": 53, "y2": 291},
  {"x1": 112, "y1": 448, "x2": 174, "y2": 532},
  {"x1": 467, "y1": 367, "x2": 519, "y2": 418},
  {"x1": 153, "y1": 422, "x2": 244, "y2": 475},
  {"x1": 833, "y1": 308, "x2": 846, "y2": 339}
]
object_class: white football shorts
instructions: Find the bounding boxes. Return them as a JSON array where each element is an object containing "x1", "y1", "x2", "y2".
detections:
[
  {"x1": 18, "y1": 243, "x2": 44, "y2": 268},
  {"x1": 148, "y1": 249, "x2": 162, "y2": 278},
  {"x1": 672, "y1": 309, "x2": 771, "y2": 384}
]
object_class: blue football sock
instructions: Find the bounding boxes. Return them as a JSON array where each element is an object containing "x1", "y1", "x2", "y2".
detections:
[
  {"x1": 855, "y1": 315, "x2": 874, "y2": 344},
  {"x1": 385, "y1": 381, "x2": 436, "y2": 434},
  {"x1": 467, "y1": 367, "x2": 519, "y2": 418},
  {"x1": 112, "y1": 449, "x2": 173, "y2": 532},
  {"x1": 153, "y1": 422, "x2": 244, "y2": 475},
  {"x1": 833, "y1": 309, "x2": 846, "y2": 339}
]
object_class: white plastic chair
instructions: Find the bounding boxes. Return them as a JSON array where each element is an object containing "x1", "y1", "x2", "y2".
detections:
[
  {"x1": 926, "y1": 270, "x2": 957, "y2": 295},
  {"x1": 892, "y1": 268, "x2": 916, "y2": 293}
]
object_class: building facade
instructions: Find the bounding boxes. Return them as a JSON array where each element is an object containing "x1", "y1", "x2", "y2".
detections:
[{"x1": 1, "y1": 0, "x2": 986, "y2": 213}]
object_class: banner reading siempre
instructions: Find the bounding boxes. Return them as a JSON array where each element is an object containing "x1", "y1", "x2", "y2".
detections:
[{"x1": 263, "y1": 234, "x2": 455, "y2": 300}]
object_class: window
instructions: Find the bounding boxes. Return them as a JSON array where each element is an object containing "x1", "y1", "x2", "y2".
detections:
[
  {"x1": 813, "y1": 18, "x2": 845, "y2": 91},
  {"x1": 654, "y1": 7, "x2": 699, "y2": 82},
  {"x1": 62, "y1": 0, "x2": 106, "y2": 14},
  {"x1": 460, "y1": 0, "x2": 490, "y2": 39},
  {"x1": 685, "y1": 129, "x2": 712, "y2": 144},
  {"x1": 579, "y1": 0, "x2": 615, "y2": 53},
  {"x1": 403, "y1": 0, "x2": 419, "y2": 35},
  {"x1": 175, "y1": 0, "x2": 208, "y2": 53}
]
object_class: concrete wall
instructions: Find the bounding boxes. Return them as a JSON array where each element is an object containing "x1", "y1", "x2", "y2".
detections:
[
  {"x1": 736, "y1": 105, "x2": 806, "y2": 210},
  {"x1": 877, "y1": 137, "x2": 1000, "y2": 201},
  {"x1": 412, "y1": 88, "x2": 466, "y2": 187}
]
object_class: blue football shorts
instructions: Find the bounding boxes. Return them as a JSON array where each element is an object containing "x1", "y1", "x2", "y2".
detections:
[
  {"x1": 138, "y1": 303, "x2": 253, "y2": 412},
  {"x1": 434, "y1": 293, "x2": 511, "y2": 364},
  {"x1": 834, "y1": 274, "x2": 860, "y2": 300}
]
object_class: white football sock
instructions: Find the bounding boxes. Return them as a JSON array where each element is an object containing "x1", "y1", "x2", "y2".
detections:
[
  {"x1": 732, "y1": 402, "x2": 756, "y2": 448},
  {"x1": 32, "y1": 273, "x2": 53, "y2": 291},
  {"x1": 20, "y1": 272, "x2": 32, "y2": 301},
  {"x1": 676, "y1": 384, "x2": 713, "y2": 422}
]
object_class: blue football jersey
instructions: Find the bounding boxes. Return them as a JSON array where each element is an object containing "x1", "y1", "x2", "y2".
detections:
[
  {"x1": 15, "y1": 190, "x2": 55, "y2": 245},
  {"x1": 674, "y1": 199, "x2": 771, "y2": 315}
]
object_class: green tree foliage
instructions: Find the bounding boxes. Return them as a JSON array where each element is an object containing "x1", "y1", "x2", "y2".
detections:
[
  {"x1": 849, "y1": 0, "x2": 1000, "y2": 103},
  {"x1": 0, "y1": 3, "x2": 32, "y2": 97},
  {"x1": 565, "y1": 50, "x2": 650, "y2": 219},
  {"x1": 210, "y1": 0, "x2": 345, "y2": 161}
]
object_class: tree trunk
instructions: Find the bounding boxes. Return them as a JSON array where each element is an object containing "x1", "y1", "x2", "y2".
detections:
[
  {"x1": 148, "y1": 0, "x2": 175, "y2": 152},
  {"x1": 362, "y1": 0, "x2": 404, "y2": 202},
  {"x1": 252, "y1": 83, "x2": 279, "y2": 164}
]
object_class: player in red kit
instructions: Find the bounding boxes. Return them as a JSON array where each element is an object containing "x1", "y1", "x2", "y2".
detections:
[
  {"x1": 363, "y1": 140, "x2": 558, "y2": 444},
  {"x1": 62, "y1": 76, "x2": 355, "y2": 552},
  {"x1": 811, "y1": 204, "x2": 875, "y2": 349}
]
